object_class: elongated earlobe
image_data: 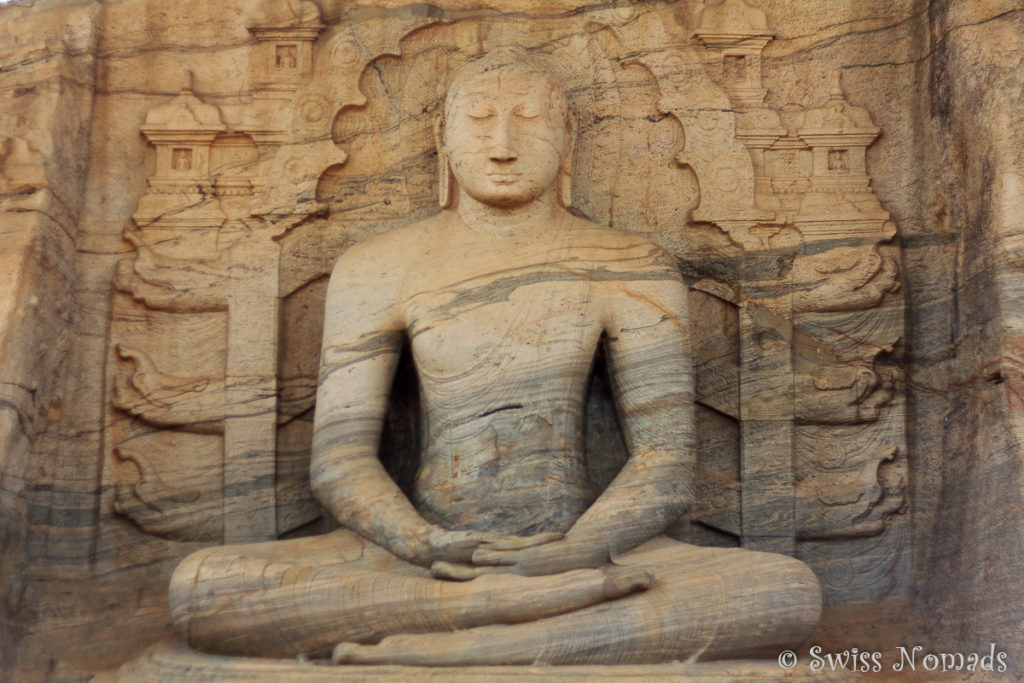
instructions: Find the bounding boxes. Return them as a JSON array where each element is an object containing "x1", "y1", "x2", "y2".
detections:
[
  {"x1": 559, "y1": 167, "x2": 572, "y2": 209},
  {"x1": 558, "y1": 113, "x2": 577, "y2": 209},
  {"x1": 435, "y1": 116, "x2": 453, "y2": 209},
  {"x1": 438, "y1": 152, "x2": 453, "y2": 209}
]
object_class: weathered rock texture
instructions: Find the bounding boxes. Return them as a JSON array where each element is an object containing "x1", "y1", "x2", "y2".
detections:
[{"x1": 0, "y1": 0, "x2": 1020, "y2": 680}]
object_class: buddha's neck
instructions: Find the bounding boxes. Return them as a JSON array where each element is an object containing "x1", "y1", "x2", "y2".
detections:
[{"x1": 455, "y1": 188, "x2": 562, "y2": 236}]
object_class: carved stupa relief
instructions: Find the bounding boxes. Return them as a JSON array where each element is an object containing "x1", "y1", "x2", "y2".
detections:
[{"x1": 103, "y1": 0, "x2": 907, "y2": 608}]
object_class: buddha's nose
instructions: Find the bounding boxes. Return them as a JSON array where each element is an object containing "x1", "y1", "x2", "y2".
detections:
[
  {"x1": 489, "y1": 143, "x2": 518, "y2": 162},
  {"x1": 489, "y1": 120, "x2": 518, "y2": 162}
]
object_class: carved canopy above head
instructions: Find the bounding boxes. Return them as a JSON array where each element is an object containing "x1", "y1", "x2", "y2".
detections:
[{"x1": 286, "y1": 8, "x2": 762, "y2": 293}]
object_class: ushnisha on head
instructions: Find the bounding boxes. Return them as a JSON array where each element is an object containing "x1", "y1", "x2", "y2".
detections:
[{"x1": 435, "y1": 48, "x2": 576, "y2": 210}]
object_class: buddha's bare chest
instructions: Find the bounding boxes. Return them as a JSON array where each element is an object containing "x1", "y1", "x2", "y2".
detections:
[{"x1": 402, "y1": 264, "x2": 604, "y2": 387}]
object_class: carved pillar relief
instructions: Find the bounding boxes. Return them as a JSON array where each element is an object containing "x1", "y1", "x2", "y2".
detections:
[
  {"x1": 107, "y1": 10, "x2": 327, "y2": 544},
  {"x1": 693, "y1": 1, "x2": 905, "y2": 601},
  {"x1": 651, "y1": 0, "x2": 905, "y2": 600}
]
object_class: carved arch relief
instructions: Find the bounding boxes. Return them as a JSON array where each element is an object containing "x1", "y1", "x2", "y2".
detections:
[{"x1": 102, "y1": 0, "x2": 907, "y2": 603}]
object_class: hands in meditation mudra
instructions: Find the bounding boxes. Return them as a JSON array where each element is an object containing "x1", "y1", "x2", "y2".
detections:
[{"x1": 169, "y1": 48, "x2": 821, "y2": 665}]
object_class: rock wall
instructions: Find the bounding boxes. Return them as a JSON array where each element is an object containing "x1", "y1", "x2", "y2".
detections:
[
  {"x1": 0, "y1": 3, "x2": 104, "y2": 679},
  {"x1": 912, "y1": 0, "x2": 1024, "y2": 654},
  {"x1": 0, "y1": 0, "x2": 1021, "y2": 680}
]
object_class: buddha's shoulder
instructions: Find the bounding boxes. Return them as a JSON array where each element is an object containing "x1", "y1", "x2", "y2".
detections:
[
  {"x1": 564, "y1": 217, "x2": 676, "y2": 266},
  {"x1": 332, "y1": 214, "x2": 449, "y2": 273}
]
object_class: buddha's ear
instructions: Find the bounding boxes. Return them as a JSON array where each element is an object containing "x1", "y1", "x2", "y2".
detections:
[
  {"x1": 434, "y1": 115, "x2": 454, "y2": 209},
  {"x1": 559, "y1": 111, "x2": 578, "y2": 209}
]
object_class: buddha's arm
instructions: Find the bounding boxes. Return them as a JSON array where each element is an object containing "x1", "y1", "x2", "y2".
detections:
[
  {"x1": 312, "y1": 243, "x2": 511, "y2": 567},
  {"x1": 470, "y1": 251, "x2": 694, "y2": 576},
  {"x1": 571, "y1": 265, "x2": 695, "y2": 555}
]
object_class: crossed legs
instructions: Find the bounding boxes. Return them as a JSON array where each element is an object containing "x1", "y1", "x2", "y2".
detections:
[
  {"x1": 170, "y1": 530, "x2": 820, "y2": 663},
  {"x1": 170, "y1": 528, "x2": 651, "y2": 659},
  {"x1": 332, "y1": 536, "x2": 822, "y2": 665}
]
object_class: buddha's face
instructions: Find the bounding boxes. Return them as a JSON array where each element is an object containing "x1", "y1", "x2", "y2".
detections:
[{"x1": 442, "y1": 67, "x2": 569, "y2": 209}]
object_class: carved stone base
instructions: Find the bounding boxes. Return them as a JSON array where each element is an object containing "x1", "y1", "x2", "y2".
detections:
[{"x1": 103, "y1": 641, "x2": 850, "y2": 682}]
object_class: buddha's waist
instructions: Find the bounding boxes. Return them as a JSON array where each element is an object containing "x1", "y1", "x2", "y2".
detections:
[{"x1": 411, "y1": 440, "x2": 595, "y2": 534}]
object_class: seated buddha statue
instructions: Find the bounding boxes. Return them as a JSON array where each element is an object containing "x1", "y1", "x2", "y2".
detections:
[{"x1": 168, "y1": 48, "x2": 821, "y2": 666}]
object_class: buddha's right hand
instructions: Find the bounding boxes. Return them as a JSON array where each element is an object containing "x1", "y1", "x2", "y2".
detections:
[{"x1": 423, "y1": 528, "x2": 563, "y2": 568}]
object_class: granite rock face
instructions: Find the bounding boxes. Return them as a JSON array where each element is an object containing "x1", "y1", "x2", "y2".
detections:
[{"x1": 0, "y1": 0, "x2": 1020, "y2": 680}]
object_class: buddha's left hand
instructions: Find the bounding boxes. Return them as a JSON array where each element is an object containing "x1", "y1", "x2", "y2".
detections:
[{"x1": 432, "y1": 536, "x2": 609, "y2": 579}]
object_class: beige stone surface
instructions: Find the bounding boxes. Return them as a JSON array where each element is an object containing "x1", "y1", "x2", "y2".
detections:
[
  {"x1": 103, "y1": 639, "x2": 858, "y2": 682},
  {"x1": 0, "y1": 0, "x2": 1021, "y2": 680}
]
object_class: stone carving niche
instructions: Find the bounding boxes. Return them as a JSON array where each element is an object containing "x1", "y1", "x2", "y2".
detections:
[{"x1": 104, "y1": 0, "x2": 908, "y2": 668}]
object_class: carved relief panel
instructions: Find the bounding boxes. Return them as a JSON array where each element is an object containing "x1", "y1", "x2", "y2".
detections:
[{"x1": 102, "y1": 0, "x2": 908, "y2": 604}]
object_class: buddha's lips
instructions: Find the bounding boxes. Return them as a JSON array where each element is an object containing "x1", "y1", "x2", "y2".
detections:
[{"x1": 488, "y1": 172, "x2": 522, "y2": 182}]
